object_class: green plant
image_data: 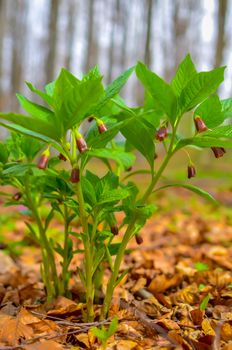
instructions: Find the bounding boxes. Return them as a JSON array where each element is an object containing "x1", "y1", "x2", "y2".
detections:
[
  {"x1": 92, "y1": 317, "x2": 118, "y2": 349},
  {"x1": 0, "y1": 54, "x2": 232, "y2": 321}
]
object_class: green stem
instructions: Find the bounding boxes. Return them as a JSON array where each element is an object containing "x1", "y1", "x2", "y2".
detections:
[
  {"x1": 61, "y1": 203, "x2": 70, "y2": 296},
  {"x1": 76, "y1": 180, "x2": 94, "y2": 322},
  {"x1": 100, "y1": 220, "x2": 136, "y2": 319},
  {"x1": 101, "y1": 125, "x2": 178, "y2": 319},
  {"x1": 25, "y1": 176, "x2": 59, "y2": 299}
]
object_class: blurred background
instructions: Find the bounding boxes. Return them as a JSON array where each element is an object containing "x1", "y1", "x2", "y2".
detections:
[
  {"x1": 0, "y1": 0, "x2": 231, "y2": 111},
  {"x1": 0, "y1": 0, "x2": 231, "y2": 182}
]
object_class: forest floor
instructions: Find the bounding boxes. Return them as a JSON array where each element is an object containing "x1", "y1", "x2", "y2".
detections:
[{"x1": 0, "y1": 185, "x2": 232, "y2": 350}]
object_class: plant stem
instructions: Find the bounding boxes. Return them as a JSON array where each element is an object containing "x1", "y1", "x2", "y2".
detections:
[
  {"x1": 101, "y1": 125, "x2": 178, "y2": 319},
  {"x1": 76, "y1": 180, "x2": 94, "y2": 322},
  {"x1": 61, "y1": 203, "x2": 70, "y2": 296},
  {"x1": 100, "y1": 220, "x2": 135, "y2": 319},
  {"x1": 25, "y1": 176, "x2": 59, "y2": 299}
]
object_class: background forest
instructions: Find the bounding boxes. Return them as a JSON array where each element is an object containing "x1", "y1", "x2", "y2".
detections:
[{"x1": 0, "y1": 0, "x2": 231, "y2": 115}]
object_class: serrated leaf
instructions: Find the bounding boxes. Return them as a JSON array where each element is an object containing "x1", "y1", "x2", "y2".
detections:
[
  {"x1": 154, "y1": 184, "x2": 218, "y2": 205},
  {"x1": 194, "y1": 95, "x2": 224, "y2": 128},
  {"x1": 136, "y1": 61, "x2": 177, "y2": 123},
  {"x1": 179, "y1": 67, "x2": 225, "y2": 112},
  {"x1": 53, "y1": 68, "x2": 104, "y2": 130},
  {"x1": 171, "y1": 54, "x2": 197, "y2": 96},
  {"x1": 94, "y1": 66, "x2": 134, "y2": 114}
]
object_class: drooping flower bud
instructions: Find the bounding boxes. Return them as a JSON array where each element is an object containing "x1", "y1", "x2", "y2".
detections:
[
  {"x1": 156, "y1": 127, "x2": 168, "y2": 142},
  {"x1": 76, "y1": 133, "x2": 88, "y2": 153},
  {"x1": 135, "y1": 234, "x2": 143, "y2": 245},
  {"x1": 126, "y1": 166, "x2": 132, "y2": 172},
  {"x1": 12, "y1": 192, "x2": 22, "y2": 201},
  {"x1": 187, "y1": 165, "x2": 196, "y2": 179},
  {"x1": 88, "y1": 116, "x2": 94, "y2": 122},
  {"x1": 111, "y1": 225, "x2": 119, "y2": 235},
  {"x1": 58, "y1": 153, "x2": 67, "y2": 161},
  {"x1": 70, "y1": 167, "x2": 80, "y2": 183},
  {"x1": 211, "y1": 147, "x2": 226, "y2": 158},
  {"x1": 194, "y1": 116, "x2": 208, "y2": 133},
  {"x1": 97, "y1": 119, "x2": 107, "y2": 134},
  {"x1": 37, "y1": 148, "x2": 50, "y2": 170}
]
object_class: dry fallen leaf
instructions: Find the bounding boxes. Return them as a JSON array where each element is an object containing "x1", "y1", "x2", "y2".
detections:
[{"x1": 24, "y1": 340, "x2": 65, "y2": 349}]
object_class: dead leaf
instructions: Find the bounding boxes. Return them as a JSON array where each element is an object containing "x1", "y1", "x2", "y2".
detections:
[
  {"x1": 190, "y1": 309, "x2": 204, "y2": 326},
  {"x1": 24, "y1": 340, "x2": 65, "y2": 349},
  {"x1": 0, "y1": 317, "x2": 33, "y2": 345},
  {"x1": 148, "y1": 274, "x2": 182, "y2": 293},
  {"x1": 201, "y1": 319, "x2": 215, "y2": 336},
  {"x1": 221, "y1": 322, "x2": 232, "y2": 342}
]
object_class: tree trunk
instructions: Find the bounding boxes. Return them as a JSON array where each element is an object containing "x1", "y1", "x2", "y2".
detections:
[
  {"x1": 64, "y1": 1, "x2": 77, "y2": 71},
  {"x1": 10, "y1": 0, "x2": 28, "y2": 109},
  {"x1": 214, "y1": 0, "x2": 228, "y2": 67},
  {"x1": 144, "y1": 0, "x2": 153, "y2": 67},
  {"x1": 85, "y1": 0, "x2": 95, "y2": 72},
  {"x1": 107, "y1": 0, "x2": 119, "y2": 83},
  {"x1": 46, "y1": 0, "x2": 59, "y2": 82}
]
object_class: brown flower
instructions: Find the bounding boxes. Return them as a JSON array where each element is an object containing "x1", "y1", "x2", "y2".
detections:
[
  {"x1": 194, "y1": 116, "x2": 208, "y2": 133},
  {"x1": 111, "y1": 225, "x2": 119, "y2": 235},
  {"x1": 211, "y1": 147, "x2": 226, "y2": 158},
  {"x1": 187, "y1": 165, "x2": 196, "y2": 179},
  {"x1": 37, "y1": 154, "x2": 49, "y2": 169},
  {"x1": 156, "y1": 127, "x2": 168, "y2": 141},
  {"x1": 70, "y1": 168, "x2": 80, "y2": 183}
]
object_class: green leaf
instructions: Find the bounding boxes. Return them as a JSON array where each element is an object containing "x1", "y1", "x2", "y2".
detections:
[
  {"x1": 200, "y1": 293, "x2": 211, "y2": 311},
  {"x1": 136, "y1": 61, "x2": 177, "y2": 123},
  {"x1": 87, "y1": 148, "x2": 136, "y2": 169},
  {"x1": 179, "y1": 66, "x2": 225, "y2": 112},
  {"x1": 194, "y1": 262, "x2": 209, "y2": 272},
  {"x1": 95, "y1": 66, "x2": 134, "y2": 113},
  {"x1": 0, "y1": 143, "x2": 9, "y2": 164},
  {"x1": 119, "y1": 113, "x2": 155, "y2": 168},
  {"x1": 202, "y1": 125, "x2": 232, "y2": 138},
  {"x1": 53, "y1": 68, "x2": 104, "y2": 130},
  {"x1": 26, "y1": 82, "x2": 53, "y2": 106},
  {"x1": 221, "y1": 98, "x2": 232, "y2": 118},
  {"x1": 171, "y1": 54, "x2": 197, "y2": 96},
  {"x1": 0, "y1": 112, "x2": 61, "y2": 141},
  {"x1": 92, "y1": 247, "x2": 105, "y2": 275},
  {"x1": 16, "y1": 94, "x2": 55, "y2": 123},
  {"x1": 194, "y1": 95, "x2": 224, "y2": 128},
  {"x1": 176, "y1": 136, "x2": 232, "y2": 149},
  {"x1": 107, "y1": 317, "x2": 118, "y2": 337},
  {"x1": 154, "y1": 184, "x2": 218, "y2": 205},
  {"x1": 0, "y1": 122, "x2": 63, "y2": 153},
  {"x1": 98, "y1": 188, "x2": 130, "y2": 205}
]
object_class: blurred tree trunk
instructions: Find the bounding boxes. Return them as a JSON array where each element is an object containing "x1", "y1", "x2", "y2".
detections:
[
  {"x1": 46, "y1": 0, "x2": 59, "y2": 82},
  {"x1": 119, "y1": 0, "x2": 129, "y2": 70},
  {"x1": 85, "y1": 0, "x2": 97, "y2": 72},
  {"x1": 107, "y1": 0, "x2": 119, "y2": 83},
  {"x1": 0, "y1": 0, "x2": 5, "y2": 91},
  {"x1": 10, "y1": 0, "x2": 28, "y2": 109},
  {"x1": 64, "y1": 1, "x2": 77, "y2": 70},
  {"x1": 144, "y1": 0, "x2": 153, "y2": 67},
  {"x1": 214, "y1": 0, "x2": 228, "y2": 67}
]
